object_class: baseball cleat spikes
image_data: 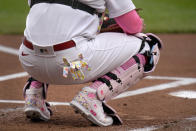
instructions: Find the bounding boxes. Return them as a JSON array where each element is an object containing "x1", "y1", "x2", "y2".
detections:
[
  {"x1": 25, "y1": 108, "x2": 49, "y2": 121},
  {"x1": 24, "y1": 88, "x2": 51, "y2": 122}
]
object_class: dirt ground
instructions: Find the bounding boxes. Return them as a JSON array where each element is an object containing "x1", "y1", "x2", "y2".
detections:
[{"x1": 0, "y1": 34, "x2": 196, "y2": 131}]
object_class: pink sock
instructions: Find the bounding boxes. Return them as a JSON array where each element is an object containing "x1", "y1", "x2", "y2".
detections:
[
  {"x1": 30, "y1": 81, "x2": 42, "y2": 89},
  {"x1": 90, "y1": 54, "x2": 146, "y2": 89}
]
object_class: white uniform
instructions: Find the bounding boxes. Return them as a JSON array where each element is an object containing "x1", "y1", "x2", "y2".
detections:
[{"x1": 19, "y1": 0, "x2": 149, "y2": 84}]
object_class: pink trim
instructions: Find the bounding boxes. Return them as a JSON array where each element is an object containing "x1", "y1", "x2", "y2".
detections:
[
  {"x1": 121, "y1": 54, "x2": 146, "y2": 70},
  {"x1": 88, "y1": 93, "x2": 96, "y2": 98},
  {"x1": 31, "y1": 81, "x2": 42, "y2": 89},
  {"x1": 120, "y1": 58, "x2": 136, "y2": 70},
  {"x1": 90, "y1": 76, "x2": 112, "y2": 89},
  {"x1": 114, "y1": 10, "x2": 143, "y2": 34},
  {"x1": 90, "y1": 110, "x2": 97, "y2": 116},
  {"x1": 90, "y1": 81, "x2": 103, "y2": 89}
]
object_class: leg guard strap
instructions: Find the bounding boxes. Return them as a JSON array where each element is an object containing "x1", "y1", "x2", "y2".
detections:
[{"x1": 106, "y1": 72, "x2": 122, "y2": 85}]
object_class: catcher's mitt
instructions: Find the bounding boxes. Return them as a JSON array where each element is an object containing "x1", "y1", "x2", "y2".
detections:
[
  {"x1": 100, "y1": 19, "x2": 123, "y2": 33},
  {"x1": 100, "y1": 8, "x2": 143, "y2": 33},
  {"x1": 100, "y1": 17, "x2": 123, "y2": 33}
]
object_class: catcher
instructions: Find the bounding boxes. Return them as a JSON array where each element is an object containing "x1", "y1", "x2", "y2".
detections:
[{"x1": 19, "y1": 0, "x2": 163, "y2": 126}]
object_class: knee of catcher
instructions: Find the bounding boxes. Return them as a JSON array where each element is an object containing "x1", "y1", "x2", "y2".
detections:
[
  {"x1": 95, "y1": 33, "x2": 163, "y2": 102},
  {"x1": 143, "y1": 33, "x2": 163, "y2": 75}
]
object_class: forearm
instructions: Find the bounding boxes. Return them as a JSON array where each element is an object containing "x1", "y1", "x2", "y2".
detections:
[{"x1": 114, "y1": 9, "x2": 143, "y2": 34}]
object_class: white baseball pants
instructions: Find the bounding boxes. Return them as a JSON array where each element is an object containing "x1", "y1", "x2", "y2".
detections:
[{"x1": 19, "y1": 32, "x2": 149, "y2": 85}]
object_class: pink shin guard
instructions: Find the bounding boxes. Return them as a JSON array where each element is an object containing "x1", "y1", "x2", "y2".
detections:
[
  {"x1": 90, "y1": 54, "x2": 146, "y2": 102},
  {"x1": 87, "y1": 33, "x2": 162, "y2": 125},
  {"x1": 90, "y1": 33, "x2": 163, "y2": 102}
]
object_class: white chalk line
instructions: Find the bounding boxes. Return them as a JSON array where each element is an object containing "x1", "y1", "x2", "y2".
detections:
[
  {"x1": 0, "y1": 72, "x2": 28, "y2": 82},
  {"x1": 186, "y1": 117, "x2": 196, "y2": 121},
  {"x1": 114, "y1": 78, "x2": 196, "y2": 100},
  {"x1": 1, "y1": 71, "x2": 196, "y2": 82},
  {"x1": 145, "y1": 75, "x2": 196, "y2": 81},
  {"x1": 0, "y1": 107, "x2": 24, "y2": 113},
  {"x1": 169, "y1": 90, "x2": 196, "y2": 99},
  {"x1": 129, "y1": 126, "x2": 160, "y2": 131},
  {"x1": 0, "y1": 44, "x2": 18, "y2": 56},
  {"x1": 0, "y1": 100, "x2": 70, "y2": 106}
]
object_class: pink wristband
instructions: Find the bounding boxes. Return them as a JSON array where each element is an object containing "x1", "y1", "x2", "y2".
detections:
[{"x1": 114, "y1": 10, "x2": 143, "y2": 34}]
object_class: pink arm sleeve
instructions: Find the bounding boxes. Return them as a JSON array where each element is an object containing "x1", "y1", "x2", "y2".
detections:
[{"x1": 114, "y1": 10, "x2": 143, "y2": 34}]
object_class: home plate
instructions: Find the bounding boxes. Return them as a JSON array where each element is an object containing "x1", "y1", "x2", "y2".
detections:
[{"x1": 169, "y1": 90, "x2": 196, "y2": 99}]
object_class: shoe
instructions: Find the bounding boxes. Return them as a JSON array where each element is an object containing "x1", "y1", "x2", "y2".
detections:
[
  {"x1": 70, "y1": 87, "x2": 113, "y2": 126},
  {"x1": 24, "y1": 87, "x2": 51, "y2": 121}
]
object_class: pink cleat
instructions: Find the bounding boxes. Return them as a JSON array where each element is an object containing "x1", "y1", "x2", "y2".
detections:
[
  {"x1": 24, "y1": 85, "x2": 52, "y2": 121},
  {"x1": 70, "y1": 87, "x2": 113, "y2": 126}
]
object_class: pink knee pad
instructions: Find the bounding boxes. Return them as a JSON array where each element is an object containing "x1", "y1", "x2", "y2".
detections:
[{"x1": 144, "y1": 33, "x2": 163, "y2": 74}]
